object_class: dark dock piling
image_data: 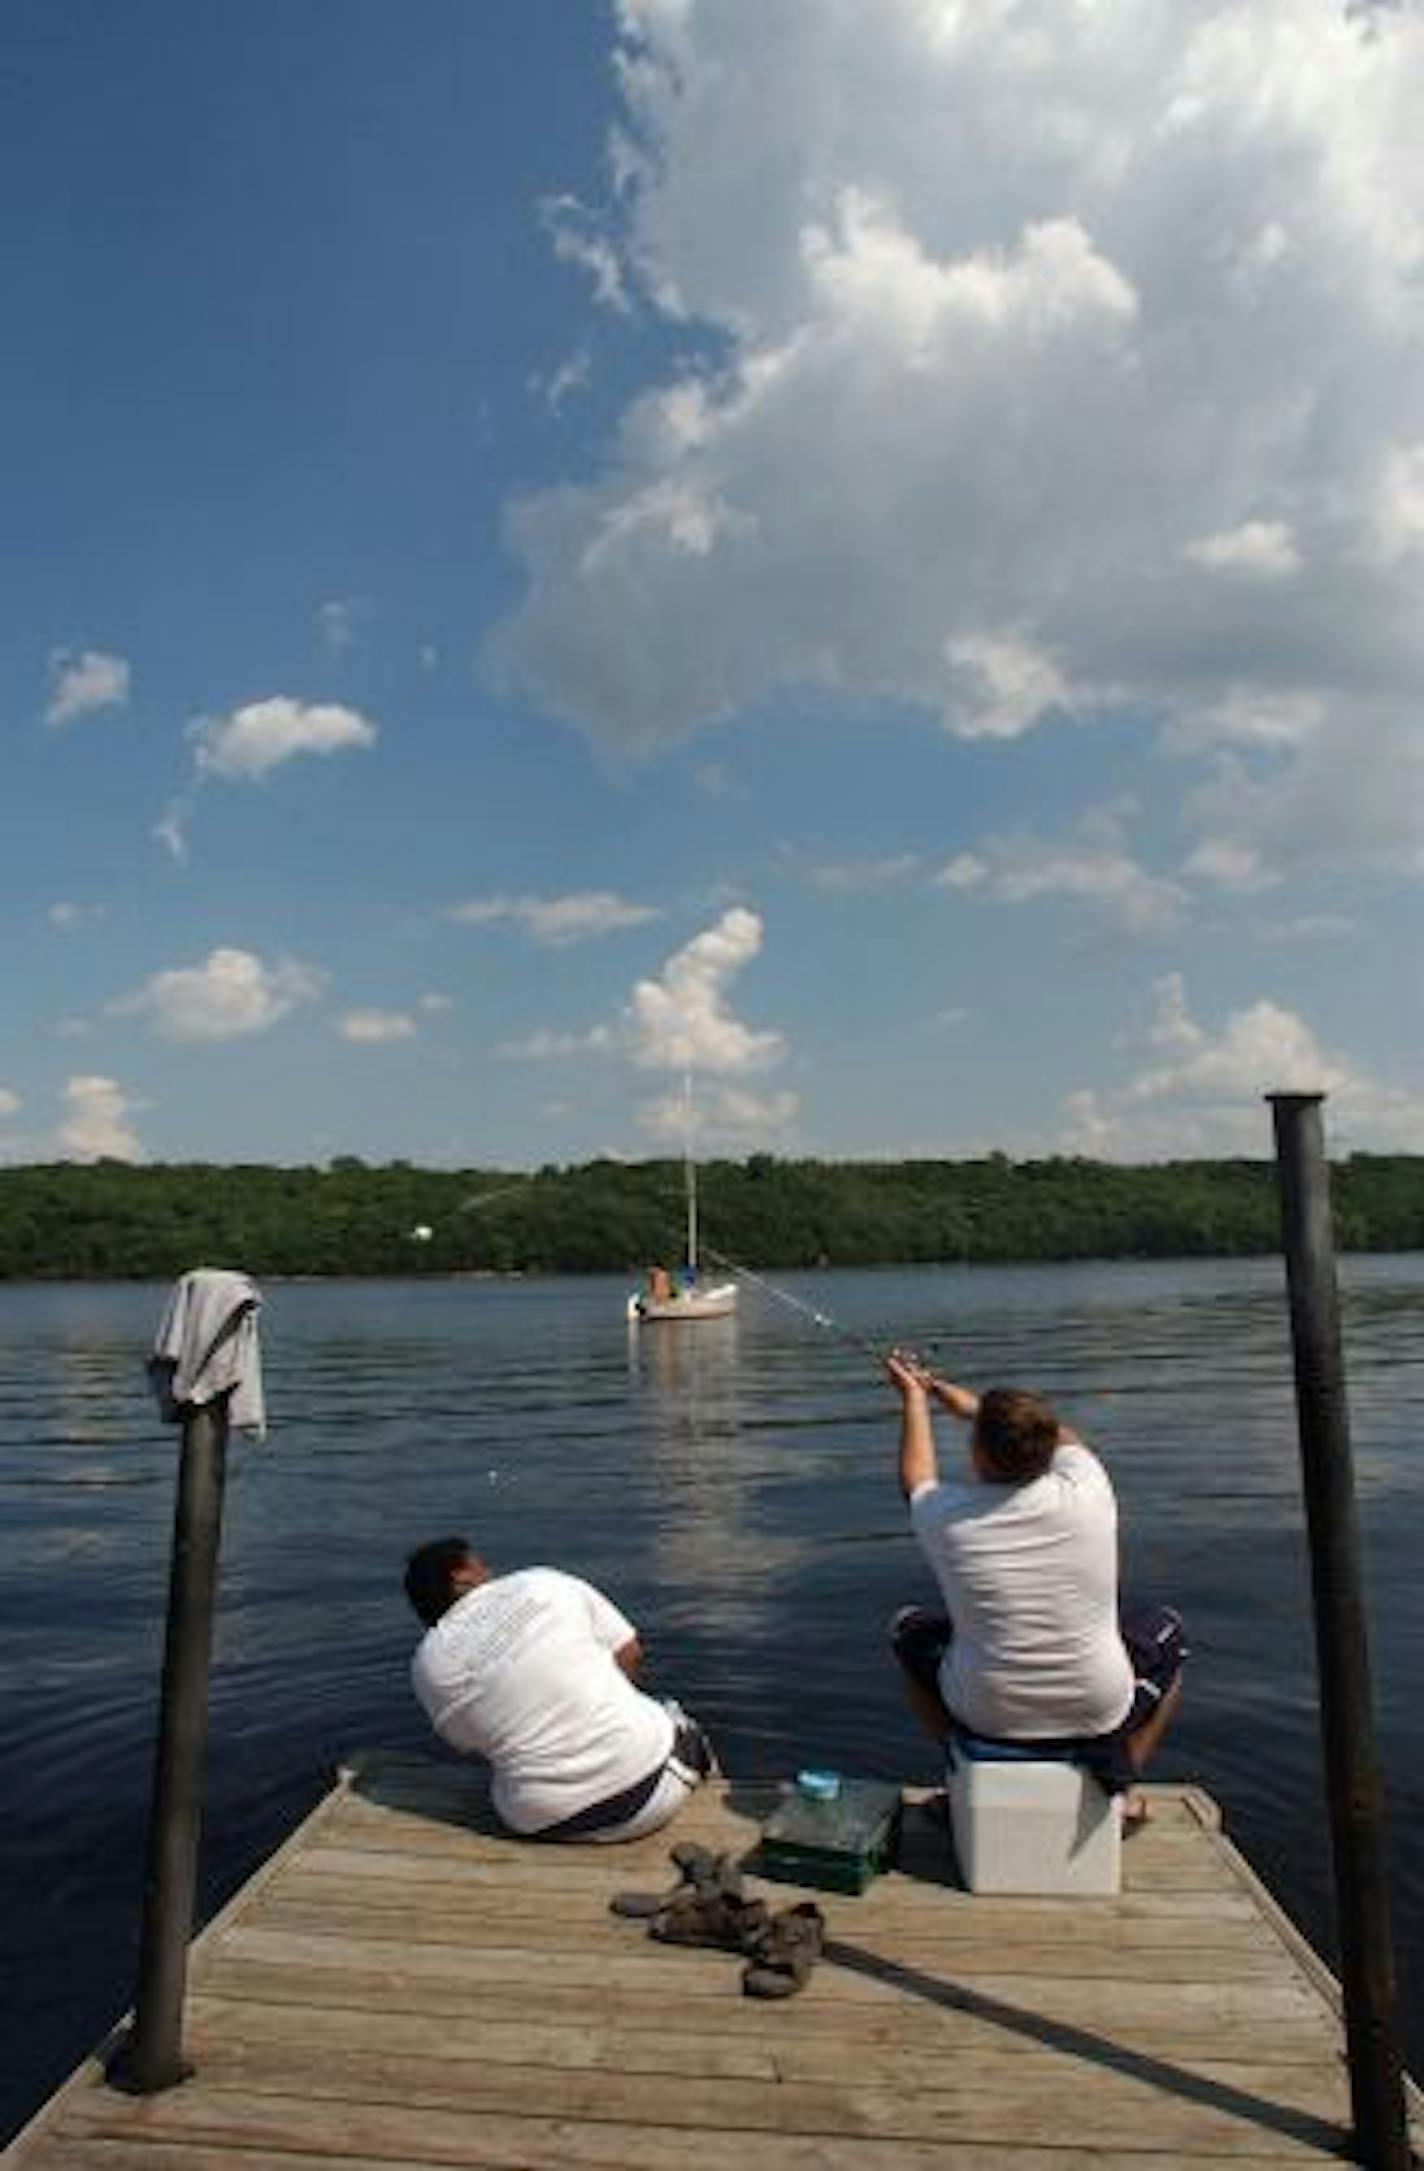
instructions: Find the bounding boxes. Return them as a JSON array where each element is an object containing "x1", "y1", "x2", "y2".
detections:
[{"x1": 1270, "y1": 1090, "x2": 1410, "y2": 2169}]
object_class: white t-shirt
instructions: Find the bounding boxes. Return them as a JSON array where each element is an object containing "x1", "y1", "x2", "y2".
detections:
[
  {"x1": 910, "y1": 1441, "x2": 1134, "y2": 1741},
  {"x1": 410, "y1": 1566, "x2": 675, "y2": 1834}
]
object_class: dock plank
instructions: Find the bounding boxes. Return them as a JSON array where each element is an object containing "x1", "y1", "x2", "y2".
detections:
[{"x1": 5, "y1": 1757, "x2": 1420, "y2": 2168}]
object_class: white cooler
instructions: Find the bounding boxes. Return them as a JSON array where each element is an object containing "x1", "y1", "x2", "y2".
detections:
[{"x1": 946, "y1": 1736, "x2": 1122, "y2": 1896}]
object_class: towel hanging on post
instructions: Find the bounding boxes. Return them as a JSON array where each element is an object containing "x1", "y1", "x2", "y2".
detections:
[{"x1": 147, "y1": 1267, "x2": 266, "y2": 1439}]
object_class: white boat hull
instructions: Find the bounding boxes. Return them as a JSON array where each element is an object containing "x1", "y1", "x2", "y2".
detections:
[{"x1": 627, "y1": 1281, "x2": 738, "y2": 1323}]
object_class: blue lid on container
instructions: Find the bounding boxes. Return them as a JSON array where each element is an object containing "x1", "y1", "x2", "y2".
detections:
[{"x1": 796, "y1": 1768, "x2": 842, "y2": 1801}]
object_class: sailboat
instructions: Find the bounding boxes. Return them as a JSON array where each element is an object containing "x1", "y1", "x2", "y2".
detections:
[{"x1": 626, "y1": 1082, "x2": 738, "y2": 1323}]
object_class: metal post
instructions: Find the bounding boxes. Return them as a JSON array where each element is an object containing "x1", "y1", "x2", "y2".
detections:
[
  {"x1": 111, "y1": 1398, "x2": 230, "y2": 2094},
  {"x1": 1268, "y1": 1093, "x2": 1409, "y2": 2169}
]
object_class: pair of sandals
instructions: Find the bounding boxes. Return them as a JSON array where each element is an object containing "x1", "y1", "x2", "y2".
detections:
[{"x1": 612, "y1": 1841, "x2": 825, "y2": 1999}]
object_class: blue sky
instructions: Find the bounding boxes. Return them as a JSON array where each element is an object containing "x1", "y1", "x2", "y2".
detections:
[{"x1": 5, "y1": 0, "x2": 1424, "y2": 1168}]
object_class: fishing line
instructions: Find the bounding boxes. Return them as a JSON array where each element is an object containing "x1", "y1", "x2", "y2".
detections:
[
  {"x1": 699, "y1": 1244, "x2": 901, "y2": 1367},
  {"x1": 456, "y1": 1178, "x2": 535, "y2": 1215}
]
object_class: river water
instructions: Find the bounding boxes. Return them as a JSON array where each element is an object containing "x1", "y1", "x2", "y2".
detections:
[{"x1": 2, "y1": 1258, "x2": 1422, "y2": 2139}]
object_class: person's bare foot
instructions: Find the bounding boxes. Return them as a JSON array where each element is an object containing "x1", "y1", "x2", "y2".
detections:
[{"x1": 1121, "y1": 1789, "x2": 1151, "y2": 1833}]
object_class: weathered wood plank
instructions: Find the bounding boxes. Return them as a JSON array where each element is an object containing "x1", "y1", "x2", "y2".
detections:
[
  {"x1": 212, "y1": 1919, "x2": 1327, "y2": 2019},
  {"x1": 185, "y1": 1985, "x2": 1348, "y2": 2095},
  {"x1": 54, "y1": 2041, "x2": 1354, "y2": 2159},
  {"x1": 18, "y1": 2105, "x2": 1347, "y2": 2171},
  {"x1": 291, "y1": 1836, "x2": 1263, "y2": 1919},
  {"x1": 245, "y1": 1895, "x2": 1306, "y2": 1982},
  {"x1": 311, "y1": 1816, "x2": 1247, "y2": 1893},
  {"x1": 193, "y1": 1952, "x2": 1341, "y2": 2067}
]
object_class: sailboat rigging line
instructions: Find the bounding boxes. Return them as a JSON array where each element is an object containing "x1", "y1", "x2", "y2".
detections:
[{"x1": 698, "y1": 1245, "x2": 893, "y2": 1365}]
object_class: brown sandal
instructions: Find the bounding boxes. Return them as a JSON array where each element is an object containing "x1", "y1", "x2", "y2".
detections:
[{"x1": 742, "y1": 1901, "x2": 825, "y2": 1999}]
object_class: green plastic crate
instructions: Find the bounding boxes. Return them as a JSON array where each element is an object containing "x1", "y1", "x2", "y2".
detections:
[{"x1": 757, "y1": 1778, "x2": 903, "y2": 1895}]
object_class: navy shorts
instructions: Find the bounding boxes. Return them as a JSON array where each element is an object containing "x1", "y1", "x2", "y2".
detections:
[
  {"x1": 891, "y1": 1599, "x2": 1188, "y2": 1790},
  {"x1": 531, "y1": 1708, "x2": 717, "y2": 1841}
]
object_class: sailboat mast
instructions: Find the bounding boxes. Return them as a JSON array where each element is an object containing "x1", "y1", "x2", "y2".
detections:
[{"x1": 683, "y1": 1073, "x2": 697, "y2": 1274}]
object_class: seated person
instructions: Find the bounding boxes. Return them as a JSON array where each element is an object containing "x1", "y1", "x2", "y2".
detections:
[
  {"x1": 884, "y1": 1353, "x2": 1184, "y2": 1819},
  {"x1": 404, "y1": 1536, "x2": 715, "y2": 1841}
]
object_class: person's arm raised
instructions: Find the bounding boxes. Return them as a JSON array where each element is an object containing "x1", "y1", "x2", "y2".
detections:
[
  {"x1": 924, "y1": 1372, "x2": 981, "y2": 1424},
  {"x1": 886, "y1": 1350, "x2": 940, "y2": 1501}
]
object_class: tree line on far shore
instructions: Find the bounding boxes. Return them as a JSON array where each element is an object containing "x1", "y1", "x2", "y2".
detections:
[{"x1": 0, "y1": 1151, "x2": 1421, "y2": 1281}]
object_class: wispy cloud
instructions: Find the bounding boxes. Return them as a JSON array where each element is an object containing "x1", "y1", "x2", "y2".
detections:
[
  {"x1": 1182, "y1": 520, "x2": 1301, "y2": 578},
  {"x1": 532, "y1": 344, "x2": 593, "y2": 415},
  {"x1": 540, "y1": 194, "x2": 630, "y2": 312},
  {"x1": 47, "y1": 901, "x2": 106, "y2": 932},
  {"x1": 783, "y1": 849, "x2": 921, "y2": 893},
  {"x1": 316, "y1": 598, "x2": 365, "y2": 658},
  {"x1": 45, "y1": 648, "x2": 130, "y2": 727},
  {"x1": 336, "y1": 1008, "x2": 418, "y2": 1044},
  {"x1": 447, "y1": 891, "x2": 659, "y2": 945},
  {"x1": 494, "y1": 1025, "x2": 615, "y2": 1060},
  {"x1": 937, "y1": 818, "x2": 1184, "y2": 938}
]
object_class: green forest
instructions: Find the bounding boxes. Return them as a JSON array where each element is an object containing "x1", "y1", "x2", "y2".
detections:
[{"x1": 1, "y1": 1151, "x2": 1421, "y2": 1281}]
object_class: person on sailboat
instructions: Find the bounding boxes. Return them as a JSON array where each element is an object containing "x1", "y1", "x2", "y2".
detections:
[
  {"x1": 404, "y1": 1537, "x2": 717, "y2": 1841},
  {"x1": 884, "y1": 1353, "x2": 1185, "y2": 1821}
]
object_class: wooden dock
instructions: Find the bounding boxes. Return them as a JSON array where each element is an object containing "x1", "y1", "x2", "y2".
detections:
[{"x1": 5, "y1": 1751, "x2": 1420, "y2": 2168}]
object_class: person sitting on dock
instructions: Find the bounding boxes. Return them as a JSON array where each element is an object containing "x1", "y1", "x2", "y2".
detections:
[
  {"x1": 404, "y1": 1537, "x2": 717, "y2": 1842},
  {"x1": 884, "y1": 1354, "x2": 1185, "y2": 1820}
]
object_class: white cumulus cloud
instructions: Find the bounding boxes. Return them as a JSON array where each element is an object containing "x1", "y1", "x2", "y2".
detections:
[
  {"x1": 625, "y1": 906, "x2": 783, "y2": 1074},
  {"x1": 1062, "y1": 975, "x2": 1424, "y2": 1158},
  {"x1": 639, "y1": 1080, "x2": 798, "y2": 1150},
  {"x1": 45, "y1": 648, "x2": 130, "y2": 727},
  {"x1": 487, "y1": 1, "x2": 1424, "y2": 884},
  {"x1": 113, "y1": 947, "x2": 324, "y2": 1041},
  {"x1": 192, "y1": 696, "x2": 377, "y2": 781},
  {"x1": 58, "y1": 1076, "x2": 143, "y2": 1161}
]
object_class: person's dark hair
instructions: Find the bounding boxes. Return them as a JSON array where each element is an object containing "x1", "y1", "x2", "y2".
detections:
[
  {"x1": 404, "y1": 1535, "x2": 472, "y2": 1627},
  {"x1": 973, "y1": 1388, "x2": 1059, "y2": 1484}
]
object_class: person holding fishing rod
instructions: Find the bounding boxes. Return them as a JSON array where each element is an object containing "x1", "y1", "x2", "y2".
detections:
[{"x1": 884, "y1": 1352, "x2": 1185, "y2": 1821}]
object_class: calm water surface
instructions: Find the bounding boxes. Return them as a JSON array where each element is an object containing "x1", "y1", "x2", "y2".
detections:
[{"x1": 2, "y1": 1259, "x2": 1423, "y2": 2138}]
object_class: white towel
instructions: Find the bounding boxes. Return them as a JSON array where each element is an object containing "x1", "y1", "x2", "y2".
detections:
[{"x1": 148, "y1": 1268, "x2": 266, "y2": 1440}]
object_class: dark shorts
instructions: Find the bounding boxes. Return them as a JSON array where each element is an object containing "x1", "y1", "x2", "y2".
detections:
[
  {"x1": 530, "y1": 1710, "x2": 717, "y2": 1842},
  {"x1": 891, "y1": 1599, "x2": 1188, "y2": 1792}
]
